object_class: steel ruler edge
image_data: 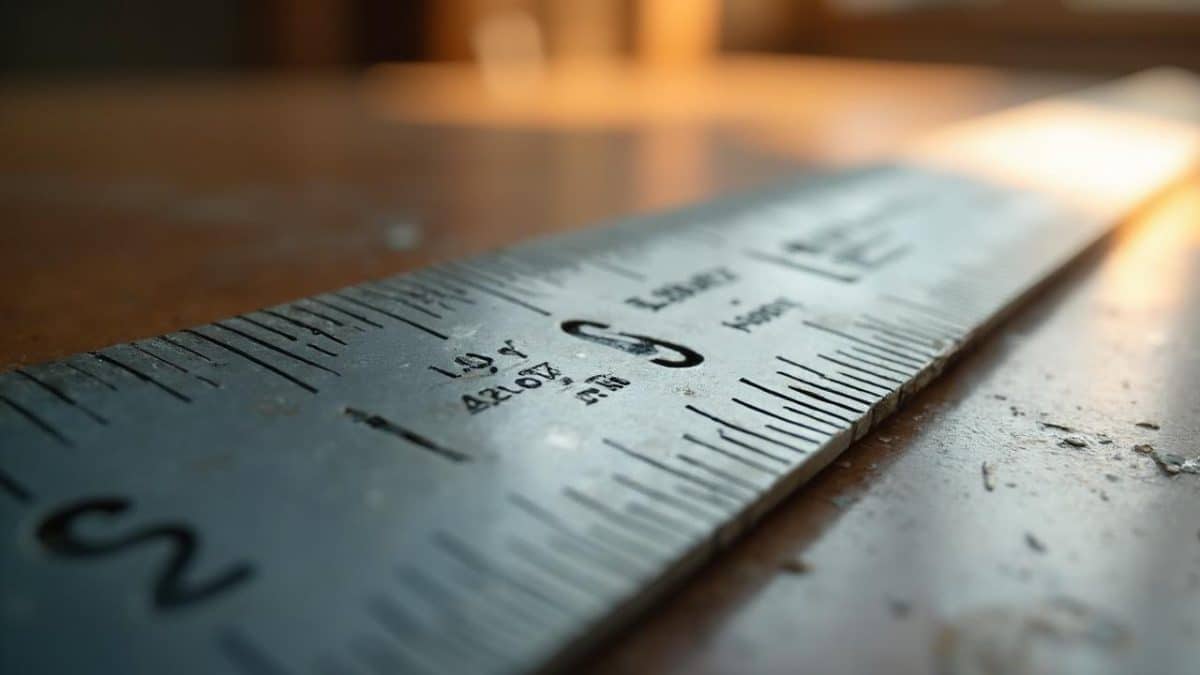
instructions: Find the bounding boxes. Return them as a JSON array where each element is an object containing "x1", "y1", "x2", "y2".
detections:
[
  {"x1": 0, "y1": 70, "x2": 1198, "y2": 675},
  {"x1": 546, "y1": 161, "x2": 1200, "y2": 675}
]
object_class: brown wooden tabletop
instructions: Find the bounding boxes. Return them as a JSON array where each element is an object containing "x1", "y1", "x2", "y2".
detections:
[{"x1": 3, "y1": 57, "x2": 1198, "y2": 673}]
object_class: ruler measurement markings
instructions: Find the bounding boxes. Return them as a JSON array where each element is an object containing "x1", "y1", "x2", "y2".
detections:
[
  {"x1": 610, "y1": 473, "x2": 726, "y2": 524},
  {"x1": 364, "y1": 593, "x2": 485, "y2": 673},
  {"x1": 878, "y1": 293, "x2": 973, "y2": 332},
  {"x1": 582, "y1": 257, "x2": 646, "y2": 282},
  {"x1": 425, "y1": 267, "x2": 552, "y2": 317},
  {"x1": 430, "y1": 531, "x2": 588, "y2": 620},
  {"x1": 727, "y1": 382, "x2": 845, "y2": 432},
  {"x1": 306, "y1": 343, "x2": 339, "y2": 359},
  {"x1": 562, "y1": 487, "x2": 688, "y2": 548},
  {"x1": 620, "y1": 499, "x2": 706, "y2": 542},
  {"x1": 259, "y1": 308, "x2": 349, "y2": 346},
  {"x1": 424, "y1": 553, "x2": 574, "y2": 642},
  {"x1": 306, "y1": 297, "x2": 386, "y2": 330},
  {"x1": 235, "y1": 315, "x2": 299, "y2": 342},
  {"x1": 500, "y1": 251, "x2": 573, "y2": 287},
  {"x1": 130, "y1": 342, "x2": 221, "y2": 389},
  {"x1": 818, "y1": 353, "x2": 905, "y2": 385},
  {"x1": 289, "y1": 301, "x2": 363, "y2": 331},
  {"x1": 603, "y1": 438, "x2": 756, "y2": 502},
  {"x1": 583, "y1": 521, "x2": 673, "y2": 566},
  {"x1": 712, "y1": 429, "x2": 793, "y2": 466},
  {"x1": 844, "y1": 344, "x2": 924, "y2": 373},
  {"x1": 211, "y1": 322, "x2": 341, "y2": 377},
  {"x1": 685, "y1": 404, "x2": 811, "y2": 455},
  {"x1": 408, "y1": 271, "x2": 474, "y2": 300},
  {"x1": 803, "y1": 320, "x2": 930, "y2": 365},
  {"x1": 90, "y1": 350, "x2": 193, "y2": 403},
  {"x1": 328, "y1": 292, "x2": 448, "y2": 340},
  {"x1": 863, "y1": 331, "x2": 939, "y2": 359},
  {"x1": 840, "y1": 343, "x2": 921, "y2": 374},
  {"x1": 674, "y1": 453, "x2": 771, "y2": 494},
  {"x1": 63, "y1": 360, "x2": 120, "y2": 390},
  {"x1": 731, "y1": 397, "x2": 831, "y2": 439},
  {"x1": 400, "y1": 277, "x2": 478, "y2": 306},
  {"x1": 672, "y1": 482, "x2": 741, "y2": 514},
  {"x1": 776, "y1": 357, "x2": 885, "y2": 402},
  {"x1": 484, "y1": 257, "x2": 552, "y2": 290},
  {"x1": 183, "y1": 328, "x2": 318, "y2": 394},
  {"x1": 828, "y1": 369, "x2": 896, "y2": 395},
  {"x1": 448, "y1": 261, "x2": 543, "y2": 297},
  {"x1": 780, "y1": 374, "x2": 874, "y2": 413},
  {"x1": 1, "y1": 365, "x2": 104, "y2": 439},
  {"x1": 764, "y1": 422, "x2": 828, "y2": 447},
  {"x1": 681, "y1": 433, "x2": 784, "y2": 477},
  {"x1": 354, "y1": 284, "x2": 444, "y2": 320},
  {"x1": 857, "y1": 316, "x2": 949, "y2": 346},
  {"x1": 0, "y1": 391, "x2": 73, "y2": 446},
  {"x1": 508, "y1": 494, "x2": 653, "y2": 578},
  {"x1": 777, "y1": 374, "x2": 871, "y2": 414},
  {"x1": 156, "y1": 334, "x2": 217, "y2": 365},
  {"x1": 394, "y1": 565, "x2": 530, "y2": 660},
  {"x1": 539, "y1": 530, "x2": 648, "y2": 582},
  {"x1": 12, "y1": 368, "x2": 110, "y2": 426},
  {"x1": 370, "y1": 279, "x2": 454, "y2": 312},
  {"x1": 505, "y1": 536, "x2": 624, "y2": 605},
  {"x1": 743, "y1": 251, "x2": 863, "y2": 283}
]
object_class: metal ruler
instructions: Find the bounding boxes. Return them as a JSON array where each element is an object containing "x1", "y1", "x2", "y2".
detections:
[{"x1": 2, "y1": 71, "x2": 1198, "y2": 675}]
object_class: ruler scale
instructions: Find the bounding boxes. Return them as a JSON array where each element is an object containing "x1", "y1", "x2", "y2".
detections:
[{"x1": 2, "y1": 71, "x2": 1199, "y2": 674}]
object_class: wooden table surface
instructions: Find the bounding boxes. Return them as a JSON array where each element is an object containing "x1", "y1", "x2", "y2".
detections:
[{"x1": 3, "y1": 57, "x2": 1198, "y2": 674}]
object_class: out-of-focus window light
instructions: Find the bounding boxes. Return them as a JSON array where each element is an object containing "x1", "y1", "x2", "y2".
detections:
[
  {"x1": 471, "y1": 8, "x2": 546, "y2": 98},
  {"x1": 829, "y1": 0, "x2": 1200, "y2": 10},
  {"x1": 827, "y1": 0, "x2": 992, "y2": 12},
  {"x1": 1068, "y1": 0, "x2": 1200, "y2": 10}
]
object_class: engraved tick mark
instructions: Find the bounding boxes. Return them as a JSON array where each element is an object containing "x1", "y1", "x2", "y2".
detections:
[{"x1": 344, "y1": 408, "x2": 470, "y2": 463}]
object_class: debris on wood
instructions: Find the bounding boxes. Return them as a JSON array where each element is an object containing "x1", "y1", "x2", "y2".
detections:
[
  {"x1": 1061, "y1": 434, "x2": 1088, "y2": 448},
  {"x1": 1025, "y1": 533, "x2": 1047, "y2": 553},
  {"x1": 1133, "y1": 444, "x2": 1200, "y2": 475},
  {"x1": 981, "y1": 461, "x2": 996, "y2": 492}
]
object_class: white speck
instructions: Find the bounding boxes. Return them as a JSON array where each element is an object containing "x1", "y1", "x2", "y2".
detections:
[{"x1": 384, "y1": 220, "x2": 422, "y2": 251}]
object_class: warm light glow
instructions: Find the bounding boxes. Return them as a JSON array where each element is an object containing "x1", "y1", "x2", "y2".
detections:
[
  {"x1": 361, "y1": 56, "x2": 1006, "y2": 143},
  {"x1": 471, "y1": 7, "x2": 546, "y2": 100},
  {"x1": 906, "y1": 93, "x2": 1200, "y2": 218},
  {"x1": 360, "y1": 60, "x2": 1200, "y2": 209},
  {"x1": 636, "y1": 0, "x2": 721, "y2": 67},
  {"x1": 1100, "y1": 183, "x2": 1200, "y2": 309}
]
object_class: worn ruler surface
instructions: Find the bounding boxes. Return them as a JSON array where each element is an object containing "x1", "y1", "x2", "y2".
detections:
[{"x1": 1, "y1": 71, "x2": 1198, "y2": 674}]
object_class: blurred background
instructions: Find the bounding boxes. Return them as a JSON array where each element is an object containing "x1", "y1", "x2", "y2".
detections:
[
  {"x1": 3, "y1": 0, "x2": 1199, "y2": 76},
  {"x1": 3, "y1": 0, "x2": 1199, "y2": 368}
]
